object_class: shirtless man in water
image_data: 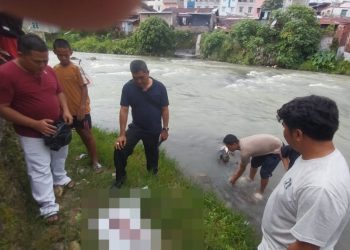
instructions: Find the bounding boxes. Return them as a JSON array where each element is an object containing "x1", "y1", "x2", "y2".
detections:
[{"x1": 223, "y1": 133, "x2": 282, "y2": 200}]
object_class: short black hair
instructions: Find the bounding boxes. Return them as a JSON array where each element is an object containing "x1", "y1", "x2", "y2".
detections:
[
  {"x1": 277, "y1": 95, "x2": 339, "y2": 141},
  {"x1": 130, "y1": 60, "x2": 149, "y2": 74},
  {"x1": 18, "y1": 33, "x2": 47, "y2": 55},
  {"x1": 53, "y1": 38, "x2": 71, "y2": 50},
  {"x1": 223, "y1": 134, "x2": 239, "y2": 145}
]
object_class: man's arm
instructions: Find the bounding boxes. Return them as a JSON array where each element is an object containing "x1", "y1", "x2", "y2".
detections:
[
  {"x1": 229, "y1": 161, "x2": 247, "y2": 185},
  {"x1": 161, "y1": 106, "x2": 169, "y2": 128},
  {"x1": 0, "y1": 103, "x2": 56, "y2": 136},
  {"x1": 115, "y1": 106, "x2": 129, "y2": 149},
  {"x1": 57, "y1": 92, "x2": 73, "y2": 124},
  {"x1": 160, "y1": 106, "x2": 169, "y2": 141},
  {"x1": 119, "y1": 106, "x2": 129, "y2": 137},
  {"x1": 287, "y1": 240, "x2": 319, "y2": 250}
]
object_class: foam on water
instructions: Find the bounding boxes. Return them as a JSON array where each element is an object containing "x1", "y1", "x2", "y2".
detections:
[{"x1": 309, "y1": 83, "x2": 342, "y2": 89}]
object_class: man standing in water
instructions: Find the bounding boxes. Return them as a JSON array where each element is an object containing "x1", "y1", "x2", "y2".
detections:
[
  {"x1": 223, "y1": 133, "x2": 282, "y2": 199},
  {"x1": 258, "y1": 95, "x2": 350, "y2": 250},
  {"x1": 113, "y1": 60, "x2": 169, "y2": 188}
]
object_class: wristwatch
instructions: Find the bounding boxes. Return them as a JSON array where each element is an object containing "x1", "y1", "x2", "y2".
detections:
[{"x1": 162, "y1": 127, "x2": 169, "y2": 132}]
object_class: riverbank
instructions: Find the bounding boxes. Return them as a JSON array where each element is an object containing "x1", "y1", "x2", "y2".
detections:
[
  {"x1": 46, "y1": 30, "x2": 350, "y2": 76},
  {"x1": 0, "y1": 124, "x2": 258, "y2": 249}
]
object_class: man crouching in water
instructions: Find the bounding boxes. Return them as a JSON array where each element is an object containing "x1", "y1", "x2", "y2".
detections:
[{"x1": 223, "y1": 133, "x2": 282, "y2": 200}]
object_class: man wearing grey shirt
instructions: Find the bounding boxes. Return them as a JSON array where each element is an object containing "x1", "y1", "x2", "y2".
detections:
[{"x1": 258, "y1": 95, "x2": 350, "y2": 250}]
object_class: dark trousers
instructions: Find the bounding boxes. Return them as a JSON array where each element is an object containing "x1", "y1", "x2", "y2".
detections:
[{"x1": 114, "y1": 126, "x2": 159, "y2": 181}]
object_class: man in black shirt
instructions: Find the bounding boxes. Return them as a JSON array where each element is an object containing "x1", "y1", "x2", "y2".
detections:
[{"x1": 113, "y1": 60, "x2": 169, "y2": 188}]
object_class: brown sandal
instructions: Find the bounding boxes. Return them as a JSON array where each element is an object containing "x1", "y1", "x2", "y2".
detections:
[{"x1": 65, "y1": 180, "x2": 75, "y2": 189}]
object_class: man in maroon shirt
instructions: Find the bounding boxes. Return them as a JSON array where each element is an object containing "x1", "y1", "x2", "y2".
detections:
[{"x1": 0, "y1": 34, "x2": 73, "y2": 223}]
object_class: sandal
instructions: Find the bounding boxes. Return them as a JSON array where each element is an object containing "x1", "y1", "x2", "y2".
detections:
[
  {"x1": 93, "y1": 163, "x2": 104, "y2": 174},
  {"x1": 64, "y1": 180, "x2": 75, "y2": 189},
  {"x1": 54, "y1": 180, "x2": 75, "y2": 198},
  {"x1": 45, "y1": 213, "x2": 59, "y2": 224}
]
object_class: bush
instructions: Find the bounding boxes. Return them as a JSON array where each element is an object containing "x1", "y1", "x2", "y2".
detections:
[
  {"x1": 135, "y1": 16, "x2": 175, "y2": 56},
  {"x1": 174, "y1": 30, "x2": 197, "y2": 49},
  {"x1": 311, "y1": 51, "x2": 336, "y2": 72},
  {"x1": 273, "y1": 5, "x2": 321, "y2": 68},
  {"x1": 230, "y1": 20, "x2": 278, "y2": 65},
  {"x1": 201, "y1": 30, "x2": 228, "y2": 59},
  {"x1": 299, "y1": 60, "x2": 317, "y2": 71},
  {"x1": 334, "y1": 60, "x2": 350, "y2": 75},
  {"x1": 72, "y1": 37, "x2": 102, "y2": 52}
]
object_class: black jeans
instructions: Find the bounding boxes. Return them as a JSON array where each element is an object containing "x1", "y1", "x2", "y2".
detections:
[{"x1": 114, "y1": 126, "x2": 159, "y2": 181}]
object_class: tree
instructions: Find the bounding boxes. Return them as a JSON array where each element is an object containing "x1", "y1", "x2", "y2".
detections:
[
  {"x1": 262, "y1": 0, "x2": 283, "y2": 11},
  {"x1": 230, "y1": 20, "x2": 262, "y2": 47},
  {"x1": 199, "y1": 5, "x2": 322, "y2": 68},
  {"x1": 272, "y1": 5, "x2": 321, "y2": 68},
  {"x1": 201, "y1": 30, "x2": 227, "y2": 59},
  {"x1": 230, "y1": 20, "x2": 279, "y2": 65},
  {"x1": 135, "y1": 16, "x2": 175, "y2": 56}
]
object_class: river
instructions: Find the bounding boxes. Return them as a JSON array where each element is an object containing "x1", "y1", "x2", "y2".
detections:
[{"x1": 49, "y1": 52, "x2": 350, "y2": 249}]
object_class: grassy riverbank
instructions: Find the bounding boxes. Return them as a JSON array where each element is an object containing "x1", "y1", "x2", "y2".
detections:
[{"x1": 0, "y1": 125, "x2": 258, "y2": 249}]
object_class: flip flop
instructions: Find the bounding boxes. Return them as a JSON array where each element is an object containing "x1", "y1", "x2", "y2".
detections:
[
  {"x1": 64, "y1": 180, "x2": 75, "y2": 189},
  {"x1": 93, "y1": 163, "x2": 104, "y2": 174}
]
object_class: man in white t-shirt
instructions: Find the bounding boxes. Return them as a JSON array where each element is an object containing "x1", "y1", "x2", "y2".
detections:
[
  {"x1": 258, "y1": 95, "x2": 350, "y2": 250},
  {"x1": 223, "y1": 133, "x2": 283, "y2": 198}
]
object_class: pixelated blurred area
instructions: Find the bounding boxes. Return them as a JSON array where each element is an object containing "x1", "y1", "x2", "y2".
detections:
[{"x1": 81, "y1": 188, "x2": 204, "y2": 250}]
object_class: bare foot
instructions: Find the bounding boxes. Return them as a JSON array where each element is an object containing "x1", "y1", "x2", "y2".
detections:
[{"x1": 253, "y1": 192, "x2": 264, "y2": 201}]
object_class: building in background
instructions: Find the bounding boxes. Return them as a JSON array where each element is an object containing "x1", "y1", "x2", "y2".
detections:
[
  {"x1": 143, "y1": 0, "x2": 184, "y2": 11},
  {"x1": 139, "y1": 11, "x2": 174, "y2": 26},
  {"x1": 321, "y1": 2, "x2": 350, "y2": 17},
  {"x1": 310, "y1": 0, "x2": 344, "y2": 3},
  {"x1": 220, "y1": 0, "x2": 237, "y2": 16},
  {"x1": 117, "y1": 3, "x2": 156, "y2": 34},
  {"x1": 143, "y1": 0, "x2": 164, "y2": 11},
  {"x1": 283, "y1": 0, "x2": 309, "y2": 8},
  {"x1": 164, "y1": 0, "x2": 185, "y2": 9},
  {"x1": 184, "y1": 0, "x2": 196, "y2": 8},
  {"x1": 195, "y1": 0, "x2": 221, "y2": 9},
  {"x1": 236, "y1": 0, "x2": 256, "y2": 16},
  {"x1": 22, "y1": 19, "x2": 60, "y2": 40}
]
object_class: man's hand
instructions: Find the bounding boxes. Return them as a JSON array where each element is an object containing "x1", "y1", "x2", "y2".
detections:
[
  {"x1": 229, "y1": 175, "x2": 236, "y2": 186},
  {"x1": 33, "y1": 119, "x2": 56, "y2": 136},
  {"x1": 160, "y1": 129, "x2": 169, "y2": 141},
  {"x1": 115, "y1": 135, "x2": 127, "y2": 150},
  {"x1": 62, "y1": 111, "x2": 73, "y2": 125}
]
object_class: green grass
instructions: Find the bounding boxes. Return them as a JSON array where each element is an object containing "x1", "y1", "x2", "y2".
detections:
[{"x1": 0, "y1": 125, "x2": 258, "y2": 249}]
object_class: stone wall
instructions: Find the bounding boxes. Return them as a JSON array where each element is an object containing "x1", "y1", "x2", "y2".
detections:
[{"x1": 320, "y1": 36, "x2": 333, "y2": 51}]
